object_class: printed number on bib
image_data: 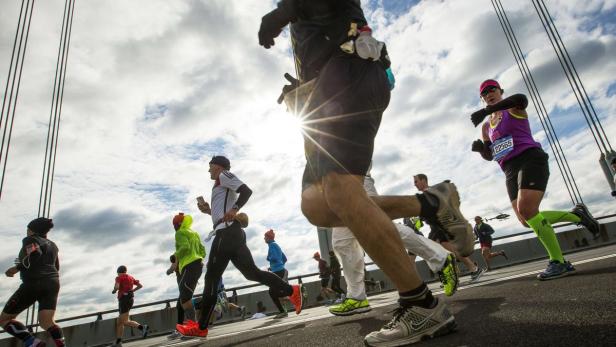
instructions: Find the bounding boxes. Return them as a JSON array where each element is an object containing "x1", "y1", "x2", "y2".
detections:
[{"x1": 491, "y1": 135, "x2": 514, "y2": 161}]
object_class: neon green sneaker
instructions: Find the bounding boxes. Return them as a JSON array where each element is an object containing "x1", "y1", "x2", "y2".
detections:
[
  {"x1": 438, "y1": 253, "x2": 459, "y2": 296},
  {"x1": 329, "y1": 298, "x2": 371, "y2": 316}
]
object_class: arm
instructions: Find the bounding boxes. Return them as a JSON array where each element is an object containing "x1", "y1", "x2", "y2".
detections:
[
  {"x1": 471, "y1": 123, "x2": 493, "y2": 161},
  {"x1": 471, "y1": 94, "x2": 528, "y2": 126},
  {"x1": 222, "y1": 183, "x2": 253, "y2": 222},
  {"x1": 175, "y1": 233, "x2": 190, "y2": 264},
  {"x1": 133, "y1": 281, "x2": 143, "y2": 292},
  {"x1": 112, "y1": 281, "x2": 119, "y2": 294}
]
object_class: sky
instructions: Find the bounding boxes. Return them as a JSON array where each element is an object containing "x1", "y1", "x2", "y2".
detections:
[{"x1": 0, "y1": 0, "x2": 615, "y2": 321}]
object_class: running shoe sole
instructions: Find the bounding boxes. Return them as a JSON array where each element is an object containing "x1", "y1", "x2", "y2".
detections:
[
  {"x1": 572, "y1": 204, "x2": 600, "y2": 239},
  {"x1": 330, "y1": 306, "x2": 372, "y2": 316},
  {"x1": 425, "y1": 182, "x2": 475, "y2": 257},
  {"x1": 364, "y1": 318, "x2": 457, "y2": 347}
]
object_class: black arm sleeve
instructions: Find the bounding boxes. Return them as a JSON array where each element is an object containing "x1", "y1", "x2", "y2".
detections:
[
  {"x1": 234, "y1": 184, "x2": 253, "y2": 209},
  {"x1": 485, "y1": 94, "x2": 528, "y2": 113}
]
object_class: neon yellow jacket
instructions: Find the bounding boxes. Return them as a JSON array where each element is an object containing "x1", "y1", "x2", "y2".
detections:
[{"x1": 174, "y1": 214, "x2": 206, "y2": 273}]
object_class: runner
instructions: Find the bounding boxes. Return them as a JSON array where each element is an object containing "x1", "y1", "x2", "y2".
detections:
[
  {"x1": 171, "y1": 212, "x2": 205, "y2": 329},
  {"x1": 259, "y1": 3, "x2": 470, "y2": 344},
  {"x1": 176, "y1": 156, "x2": 303, "y2": 338},
  {"x1": 473, "y1": 217, "x2": 507, "y2": 271},
  {"x1": 111, "y1": 266, "x2": 149, "y2": 346},
  {"x1": 329, "y1": 174, "x2": 458, "y2": 317},
  {"x1": 470, "y1": 79, "x2": 600, "y2": 280},
  {"x1": 611, "y1": 158, "x2": 616, "y2": 198},
  {"x1": 264, "y1": 229, "x2": 291, "y2": 319},
  {"x1": 313, "y1": 252, "x2": 337, "y2": 301},
  {"x1": 0, "y1": 217, "x2": 65, "y2": 347},
  {"x1": 414, "y1": 174, "x2": 486, "y2": 282},
  {"x1": 328, "y1": 251, "x2": 346, "y2": 299}
]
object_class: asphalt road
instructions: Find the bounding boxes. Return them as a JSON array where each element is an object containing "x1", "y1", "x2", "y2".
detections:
[{"x1": 126, "y1": 244, "x2": 616, "y2": 347}]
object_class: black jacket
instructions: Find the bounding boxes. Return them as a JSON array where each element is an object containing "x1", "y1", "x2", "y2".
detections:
[{"x1": 16, "y1": 235, "x2": 60, "y2": 281}]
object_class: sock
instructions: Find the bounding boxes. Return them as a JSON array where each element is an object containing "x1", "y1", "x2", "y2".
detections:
[
  {"x1": 417, "y1": 193, "x2": 438, "y2": 223},
  {"x1": 541, "y1": 210, "x2": 581, "y2": 224},
  {"x1": 526, "y1": 212, "x2": 564, "y2": 263},
  {"x1": 184, "y1": 306, "x2": 196, "y2": 321},
  {"x1": 47, "y1": 324, "x2": 65, "y2": 347},
  {"x1": 398, "y1": 283, "x2": 436, "y2": 309},
  {"x1": 3, "y1": 320, "x2": 34, "y2": 342},
  {"x1": 192, "y1": 297, "x2": 201, "y2": 310}
]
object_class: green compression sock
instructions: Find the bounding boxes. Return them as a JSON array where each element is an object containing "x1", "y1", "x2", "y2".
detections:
[
  {"x1": 541, "y1": 210, "x2": 581, "y2": 224},
  {"x1": 526, "y1": 212, "x2": 564, "y2": 263}
]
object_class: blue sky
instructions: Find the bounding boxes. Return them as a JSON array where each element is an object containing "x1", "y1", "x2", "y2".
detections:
[{"x1": 0, "y1": 0, "x2": 615, "y2": 320}]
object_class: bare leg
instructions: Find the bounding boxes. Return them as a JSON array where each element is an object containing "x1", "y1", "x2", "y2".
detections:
[
  {"x1": 441, "y1": 241, "x2": 477, "y2": 272},
  {"x1": 481, "y1": 248, "x2": 491, "y2": 270},
  {"x1": 302, "y1": 183, "x2": 422, "y2": 228},
  {"x1": 320, "y1": 172, "x2": 422, "y2": 292}
]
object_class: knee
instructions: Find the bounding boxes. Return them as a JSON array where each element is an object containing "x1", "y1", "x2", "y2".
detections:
[{"x1": 517, "y1": 205, "x2": 538, "y2": 221}]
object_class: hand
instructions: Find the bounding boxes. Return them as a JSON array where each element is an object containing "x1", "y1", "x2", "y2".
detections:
[
  {"x1": 471, "y1": 139, "x2": 484, "y2": 152},
  {"x1": 470, "y1": 108, "x2": 490, "y2": 127},
  {"x1": 197, "y1": 201, "x2": 211, "y2": 215},
  {"x1": 277, "y1": 73, "x2": 300, "y2": 104},
  {"x1": 258, "y1": 8, "x2": 290, "y2": 49},
  {"x1": 611, "y1": 190, "x2": 616, "y2": 197},
  {"x1": 5, "y1": 267, "x2": 18, "y2": 277},
  {"x1": 223, "y1": 208, "x2": 238, "y2": 222},
  {"x1": 112, "y1": 289, "x2": 117, "y2": 294}
]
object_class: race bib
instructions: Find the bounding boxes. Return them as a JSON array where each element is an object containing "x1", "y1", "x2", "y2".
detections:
[{"x1": 491, "y1": 135, "x2": 514, "y2": 161}]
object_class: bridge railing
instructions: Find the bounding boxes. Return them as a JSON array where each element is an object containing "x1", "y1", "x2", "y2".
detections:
[{"x1": 2, "y1": 213, "x2": 614, "y2": 334}]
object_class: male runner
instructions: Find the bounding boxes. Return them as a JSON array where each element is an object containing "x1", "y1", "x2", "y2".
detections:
[
  {"x1": 176, "y1": 156, "x2": 302, "y2": 337},
  {"x1": 259, "y1": 2, "x2": 472, "y2": 344},
  {"x1": 0, "y1": 218, "x2": 65, "y2": 347},
  {"x1": 264, "y1": 229, "x2": 291, "y2": 319},
  {"x1": 111, "y1": 266, "x2": 149, "y2": 346}
]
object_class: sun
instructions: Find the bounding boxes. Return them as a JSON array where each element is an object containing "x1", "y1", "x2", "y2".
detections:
[{"x1": 254, "y1": 107, "x2": 305, "y2": 156}]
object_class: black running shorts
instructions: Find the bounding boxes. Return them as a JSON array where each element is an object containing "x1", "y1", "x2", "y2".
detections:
[
  {"x1": 301, "y1": 53, "x2": 390, "y2": 189},
  {"x1": 502, "y1": 147, "x2": 550, "y2": 201},
  {"x1": 3, "y1": 278, "x2": 60, "y2": 314},
  {"x1": 118, "y1": 293, "x2": 134, "y2": 314},
  {"x1": 178, "y1": 260, "x2": 203, "y2": 303}
]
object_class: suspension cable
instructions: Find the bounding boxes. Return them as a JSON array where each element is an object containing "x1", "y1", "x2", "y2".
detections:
[
  {"x1": 0, "y1": 0, "x2": 35, "y2": 201},
  {"x1": 533, "y1": 0, "x2": 613, "y2": 153}
]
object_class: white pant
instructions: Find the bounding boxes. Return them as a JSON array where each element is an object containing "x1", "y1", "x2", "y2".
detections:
[{"x1": 332, "y1": 223, "x2": 449, "y2": 300}]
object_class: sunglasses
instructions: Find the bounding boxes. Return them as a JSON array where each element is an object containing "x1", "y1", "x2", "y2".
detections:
[{"x1": 481, "y1": 86, "x2": 499, "y2": 97}]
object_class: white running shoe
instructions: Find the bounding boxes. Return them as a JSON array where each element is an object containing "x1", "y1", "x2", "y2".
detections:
[
  {"x1": 364, "y1": 299, "x2": 456, "y2": 346},
  {"x1": 167, "y1": 330, "x2": 182, "y2": 340}
]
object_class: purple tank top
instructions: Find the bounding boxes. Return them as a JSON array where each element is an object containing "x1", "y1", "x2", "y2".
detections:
[{"x1": 487, "y1": 109, "x2": 541, "y2": 168}]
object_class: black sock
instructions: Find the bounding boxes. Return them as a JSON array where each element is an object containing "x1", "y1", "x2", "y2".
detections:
[
  {"x1": 3, "y1": 320, "x2": 34, "y2": 341},
  {"x1": 417, "y1": 193, "x2": 439, "y2": 223},
  {"x1": 399, "y1": 283, "x2": 436, "y2": 309},
  {"x1": 47, "y1": 324, "x2": 66, "y2": 347}
]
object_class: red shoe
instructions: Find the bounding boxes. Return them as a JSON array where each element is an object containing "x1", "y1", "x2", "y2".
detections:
[
  {"x1": 182, "y1": 319, "x2": 198, "y2": 327},
  {"x1": 176, "y1": 322, "x2": 208, "y2": 338},
  {"x1": 288, "y1": 284, "x2": 303, "y2": 315}
]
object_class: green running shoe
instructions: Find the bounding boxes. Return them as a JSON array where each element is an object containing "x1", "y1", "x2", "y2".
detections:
[
  {"x1": 438, "y1": 253, "x2": 459, "y2": 296},
  {"x1": 329, "y1": 298, "x2": 371, "y2": 316}
]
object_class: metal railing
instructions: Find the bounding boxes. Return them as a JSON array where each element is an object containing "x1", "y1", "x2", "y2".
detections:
[{"x1": 3, "y1": 213, "x2": 615, "y2": 334}]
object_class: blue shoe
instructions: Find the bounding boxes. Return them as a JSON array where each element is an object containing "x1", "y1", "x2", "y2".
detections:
[
  {"x1": 537, "y1": 260, "x2": 569, "y2": 280},
  {"x1": 565, "y1": 261, "x2": 576, "y2": 273}
]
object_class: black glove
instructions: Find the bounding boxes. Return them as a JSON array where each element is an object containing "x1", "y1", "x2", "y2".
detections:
[
  {"x1": 258, "y1": 8, "x2": 290, "y2": 49},
  {"x1": 277, "y1": 73, "x2": 300, "y2": 104},
  {"x1": 470, "y1": 108, "x2": 490, "y2": 127},
  {"x1": 471, "y1": 139, "x2": 484, "y2": 152},
  {"x1": 611, "y1": 190, "x2": 616, "y2": 197}
]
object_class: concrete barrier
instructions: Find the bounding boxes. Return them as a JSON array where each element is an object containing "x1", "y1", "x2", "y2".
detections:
[{"x1": 1, "y1": 221, "x2": 614, "y2": 347}]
